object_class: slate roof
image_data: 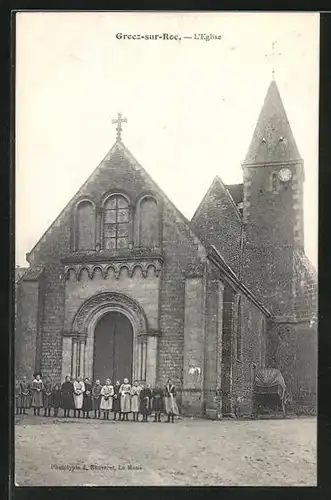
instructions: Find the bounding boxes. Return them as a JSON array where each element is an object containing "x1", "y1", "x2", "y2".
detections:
[
  {"x1": 243, "y1": 79, "x2": 302, "y2": 165},
  {"x1": 19, "y1": 265, "x2": 45, "y2": 281},
  {"x1": 225, "y1": 183, "x2": 243, "y2": 205},
  {"x1": 15, "y1": 267, "x2": 28, "y2": 283}
]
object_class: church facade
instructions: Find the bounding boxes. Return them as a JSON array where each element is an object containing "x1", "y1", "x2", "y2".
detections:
[{"x1": 15, "y1": 79, "x2": 317, "y2": 416}]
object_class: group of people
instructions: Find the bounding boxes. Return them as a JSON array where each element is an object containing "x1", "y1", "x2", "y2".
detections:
[{"x1": 15, "y1": 372, "x2": 179, "y2": 423}]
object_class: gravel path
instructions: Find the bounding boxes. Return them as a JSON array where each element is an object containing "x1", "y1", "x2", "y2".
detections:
[{"x1": 15, "y1": 415, "x2": 316, "y2": 486}]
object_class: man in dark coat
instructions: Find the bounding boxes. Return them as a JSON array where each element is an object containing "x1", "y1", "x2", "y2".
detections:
[
  {"x1": 43, "y1": 377, "x2": 53, "y2": 417},
  {"x1": 83, "y1": 377, "x2": 92, "y2": 418},
  {"x1": 151, "y1": 385, "x2": 164, "y2": 422},
  {"x1": 52, "y1": 384, "x2": 62, "y2": 417},
  {"x1": 61, "y1": 375, "x2": 74, "y2": 418},
  {"x1": 92, "y1": 379, "x2": 102, "y2": 419},
  {"x1": 139, "y1": 384, "x2": 152, "y2": 422},
  {"x1": 112, "y1": 380, "x2": 121, "y2": 420}
]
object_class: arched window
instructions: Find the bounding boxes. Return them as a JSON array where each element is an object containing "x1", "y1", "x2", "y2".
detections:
[
  {"x1": 103, "y1": 195, "x2": 129, "y2": 249},
  {"x1": 138, "y1": 196, "x2": 160, "y2": 248},
  {"x1": 76, "y1": 200, "x2": 95, "y2": 251}
]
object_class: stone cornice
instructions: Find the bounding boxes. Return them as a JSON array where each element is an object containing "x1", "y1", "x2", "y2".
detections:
[
  {"x1": 242, "y1": 159, "x2": 303, "y2": 168},
  {"x1": 61, "y1": 248, "x2": 163, "y2": 264},
  {"x1": 63, "y1": 258, "x2": 163, "y2": 280},
  {"x1": 62, "y1": 328, "x2": 162, "y2": 338},
  {"x1": 146, "y1": 329, "x2": 162, "y2": 337},
  {"x1": 271, "y1": 316, "x2": 314, "y2": 325}
]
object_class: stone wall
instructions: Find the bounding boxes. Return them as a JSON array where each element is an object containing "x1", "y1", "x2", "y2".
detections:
[
  {"x1": 15, "y1": 278, "x2": 43, "y2": 379},
  {"x1": 242, "y1": 163, "x2": 303, "y2": 318},
  {"x1": 23, "y1": 143, "x2": 207, "y2": 389},
  {"x1": 181, "y1": 277, "x2": 206, "y2": 414},
  {"x1": 64, "y1": 267, "x2": 160, "y2": 332},
  {"x1": 40, "y1": 264, "x2": 66, "y2": 381},
  {"x1": 191, "y1": 178, "x2": 242, "y2": 275},
  {"x1": 232, "y1": 294, "x2": 267, "y2": 416},
  {"x1": 268, "y1": 321, "x2": 317, "y2": 405},
  {"x1": 157, "y1": 202, "x2": 207, "y2": 393},
  {"x1": 203, "y1": 273, "x2": 223, "y2": 416}
]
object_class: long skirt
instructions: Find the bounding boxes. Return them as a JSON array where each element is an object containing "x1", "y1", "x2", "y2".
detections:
[
  {"x1": 152, "y1": 396, "x2": 164, "y2": 412},
  {"x1": 164, "y1": 395, "x2": 179, "y2": 416},
  {"x1": 44, "y1": 394, "x2": 52, "y2": 408},
  {"x1": 61, "y1": 393, "x2": 74, "y2": 410},
  {"x1": 20, "y1": 393, "x2": 31, "y2": 408},
  {"x1": 92, "y1": 396, "x2": 101, "y2": 410},
  {"x1": 83, "y1": 395, "x2": 92, "y2": 412},
  {"x1": 31, "y1": 390, "x2": 43, "y2": 408},
  {"x1": 139, "y1": 397, "x2": 151, "y2": 415},
  {"x1": 112, "y1": 394, "x2": 121, "y2": 412},
  {"x1": 131, "y1": 394, "x2": 139, "y2": 413},
  {"x1": 73, "y1": 393, "x2": 83, "y2": 409},
  {"x1": 121, "y1": 394, "x2": 131, "y2": 413},
  {"x1": 52, "y1": 394, "x2": 62, "y2": 409},
  {"x1": 100, "y1": 396, "x2": 113, "y2": 411}
]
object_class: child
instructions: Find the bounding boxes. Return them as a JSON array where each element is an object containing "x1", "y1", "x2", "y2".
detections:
[
  {"x1": 151, "y1": 385, "x2": 164, "y2": 422},
  {"x1": 43, "y1": 377, "x2": 52, "y2": 417},
  {"x1": 139, "y1": 383, "x2": 152, "y2": 422},
  {"x1": 73, "y1": 376, "x2": 85, "y2": 418},
  {"x1": 20, "y1": 375, "x2": 31, "y2": 415},
  {"x1": 130, "y1": 380, "x2": 142, "y2": 422},
  {"x1": 31, "y1": 372, "x2": 44, "y2": 416},
  {"x1": 83, "y1": 377, "x2": 92, "y2": 418},
  {"x1": 119, "y1": 378, "x2": 132, "y2": 421},
  {"x1": 164, "y1": 379, "x2": 179, "y2": 423},
  {"x1": 92, "y1": 379, "x2": 102, "y2": 419},
  {"x1": 52, "y1": 383, "x2": 62, "y2": 417},
  {"x1": 100, "y1": 378, "x2": 114, "y2": 420},
  {"x1": 61, "y1": 375, "x2": 74, "y2": 418},
  {"x1": 15, "y1": 379, "x2": 21, "y2": 415},
  {"x1": 112, "y1": 380, "x2": 121, "y2": 420}
]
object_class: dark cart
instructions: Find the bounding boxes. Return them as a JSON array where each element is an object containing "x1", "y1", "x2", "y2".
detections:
[{"x1": 252, "y1": 368, "x2": 289, "y2": 419}]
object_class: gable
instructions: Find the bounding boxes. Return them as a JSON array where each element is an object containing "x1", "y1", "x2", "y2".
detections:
[
  {"x1": 191, "y1": 176, "x2": 243, "y2": 275},
  {"x1": 27, "y1": 141, "x2": 207, "y2": 265}
]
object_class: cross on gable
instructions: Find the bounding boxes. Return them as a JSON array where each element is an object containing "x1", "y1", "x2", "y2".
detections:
[
  {"x1": 112, "y1": 113, "x2": 127, "y2": 141},
  {"x1": 264, "y1": 41, "x2": 282, "y2": 79}
]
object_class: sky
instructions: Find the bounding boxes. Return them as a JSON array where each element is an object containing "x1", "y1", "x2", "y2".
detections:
[{"x1": 15, "y1": 12, "x2": 319, "y2": 267}]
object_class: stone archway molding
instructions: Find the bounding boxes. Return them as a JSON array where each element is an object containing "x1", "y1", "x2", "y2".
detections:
[{"x1": 71, "y1": 291, "x2": 149, "y2": 338}]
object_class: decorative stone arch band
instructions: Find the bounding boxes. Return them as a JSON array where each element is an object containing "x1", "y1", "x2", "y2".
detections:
[
  {"x1": 61, "y1": 292, "x2": 159, "y2": 387},
  {"x1": 72, "y1": 291, "x2": 148, "y2": 337}
]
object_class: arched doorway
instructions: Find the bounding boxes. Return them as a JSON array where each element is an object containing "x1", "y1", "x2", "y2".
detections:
[{"x1": 93, "y1": 312, "x2": 133, "y2": 384}]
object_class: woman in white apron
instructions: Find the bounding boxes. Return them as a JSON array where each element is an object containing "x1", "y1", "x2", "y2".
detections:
[
  {"x1": 164, "y1": 379, "x2": 179, "y2": 423},
  {"x1": 130, "y1": 380, "x2": 142, "y2": 421},
  {"x1": 100, "y1": 378, "x2": 114, "y2": 420},
  {"x1": 73, "y1": 376, "x2": 85, "y2": 418},
  {"x1": 119, "y1": 377, "x2": 131, "y2": 421}
]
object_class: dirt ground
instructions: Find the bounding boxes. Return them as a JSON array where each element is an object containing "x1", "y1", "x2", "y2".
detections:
[{"x1": 14, "y1": 414, "x2": 316, "y2": 486}]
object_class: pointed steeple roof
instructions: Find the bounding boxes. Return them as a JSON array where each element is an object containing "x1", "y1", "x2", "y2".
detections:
[{"x1": 243, "y1": 80, "x2": 302, "y2": 165}]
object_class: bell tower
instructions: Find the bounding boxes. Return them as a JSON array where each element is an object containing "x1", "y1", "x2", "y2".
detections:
[{"x1": 242, "y1": 79, "x2": 305, "y2": 319}]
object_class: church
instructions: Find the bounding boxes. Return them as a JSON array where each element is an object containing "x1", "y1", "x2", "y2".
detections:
[{"x1": 15, "y1": 78, "x2": 317, "y2": 417}]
